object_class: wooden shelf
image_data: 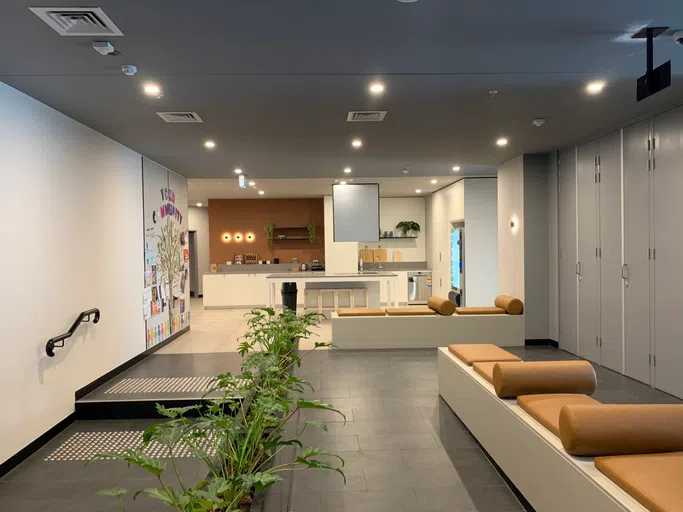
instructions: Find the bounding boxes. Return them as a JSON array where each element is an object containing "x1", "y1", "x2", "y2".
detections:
[{"x1": 274, "y1": 236, "x2": 309, "y2": 241}]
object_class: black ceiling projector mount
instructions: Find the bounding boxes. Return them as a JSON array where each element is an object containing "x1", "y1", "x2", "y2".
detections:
[{"x1": 632, "y1": 26, "x2": 671, "y2": 102}]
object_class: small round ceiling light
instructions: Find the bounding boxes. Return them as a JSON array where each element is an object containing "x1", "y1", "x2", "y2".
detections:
[
  {"x1": 143, "y1": 83, "x2": 162, "y2": 96},
  {"x1": 234, "y1": 168, "x2": 242, "y2": 174},
  {"x1": 496, "y1": 138, "x2": 509, "y2": 147},
  {"x1": 452, "y1": 165, "x2": 461, "y2": 172},
  {"x1": 258, "y1": 190, "x2": 265, "y2": 195},
  {"x1": 339, "y1": 181, "x2": 347, "y2": 185},
  {"x1": 430, "y1": 179, "x2": 437, "y2": 184},
  {"x1": 369, "y1": 82, "x2": 385, "y2": 95},
  {"x1": 344, "y1": 167, "x2": 352, "y2": 174},
  {"x1": 415, "y1": 189, "x2": 422, "y2": 194},
  {"x1": 351, "y1": 138, "x2": 363, "y2": 148},
  {"x1": 248, "y1": 180, "x2": 256, "y2": 186},
  {"x1": 586, "y1": 81, "x2": 606, "y2": 94},
  {"x1": 196, "y1": 202, "x2": 203, "y2": 207},
  {"x1": 204, "y1": 140, "x2": 216, "y2": 149},
  {"x1": 222, "y1": 233, "x2": 231, "y2": 243}
]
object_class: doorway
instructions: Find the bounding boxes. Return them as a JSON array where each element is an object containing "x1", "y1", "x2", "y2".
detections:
[{"x1": 189, "y1": 231, "x2": 198, "y2": 298}]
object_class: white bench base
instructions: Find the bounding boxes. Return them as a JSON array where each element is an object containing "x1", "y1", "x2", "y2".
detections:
[
  {"x1": 331, "y1": 313, "x2": 525, "y2": 349},
  {"x1": 437, "y1": 347, "x2": 647, "y2": 512}
]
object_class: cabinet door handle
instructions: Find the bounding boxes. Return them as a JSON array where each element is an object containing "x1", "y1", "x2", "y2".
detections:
[
  {"x1": 622, "y1": 264, "x2": 630, "y2": 287},
  {"x1": 576, "y1": 261, "x2": 582, "y2": 280}
]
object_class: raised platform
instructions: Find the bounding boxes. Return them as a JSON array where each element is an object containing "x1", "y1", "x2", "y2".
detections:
[
  {"x1": 76, "y1": 353, "x2": 243, "y2": 419},
  {"x1": 331, "y1": 312, "x2": 525, "y2": 349},
  {"x1": 437, "y1": 347, "x2": 647, "y2": 512}
]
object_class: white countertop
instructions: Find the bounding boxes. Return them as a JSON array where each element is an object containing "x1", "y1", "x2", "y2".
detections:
[{"x1": 266, "y1": 271, "x2": 397, "y2": 279}]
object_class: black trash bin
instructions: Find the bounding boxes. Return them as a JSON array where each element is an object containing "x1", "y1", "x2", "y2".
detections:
[{"x1": 281, "y1": 282, "x2": 298, "y2": 312}]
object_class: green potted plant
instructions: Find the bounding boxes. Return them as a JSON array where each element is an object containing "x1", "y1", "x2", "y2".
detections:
[
  {"x1": 396, "y1": 221, "x2": 421, "y2": 237},
  {"x1": 91, "y1": 308, "x2": 342, "y2": 512},
  {"x1": 306, "y1": 220, "x2": 316, "y2": 244},
  {"x1": 265, "y1": 221, "x2": 275, "y2": 247}
]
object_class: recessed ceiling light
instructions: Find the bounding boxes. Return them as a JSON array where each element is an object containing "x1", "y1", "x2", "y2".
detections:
[
  {"x1": 452, "y1": 165, "x2": 461, "y2": 172},
  {"x1": 248, "y1": 181, "x2": 256, "y2": 186},
  {"x1": 143, "y1": 83, "x2": 161, "y2": 96},
  {"x1": 586, "y1": 81, "x2": 606, "y2": 94},
  {"x1": 340, "y1": 181, "x2": 347, "y2": 185},
  {"x1": 344, "y1": 167, "x2": 352, "y2": 174},
  {"x1": 496, "y1": 138, "x2": 509, "y2": 147},
  {"x1": 369, "y1": 82, "x2": 385, "y2": 95},
  {"x1": 351, "y1": 138, "x2": 363, "y2": 148},
  {"x1": 415, "y1": 189, "x2": 422, "y2": 194},
  {"x1": 258, "y1": 190, "x2": 265, "y2": 195},
  {"x1": 234, "y1": 168, "x2": 242, "y2": 174},
  {"x1": 196, "y1": 202, "x2": 203, "y2": 207},
  {"x1": 431, "y1": 179, "x2": 437, "y2": 184},
  {"x1": 204, "y1": 140, "x2": 215, "y2": 149}
]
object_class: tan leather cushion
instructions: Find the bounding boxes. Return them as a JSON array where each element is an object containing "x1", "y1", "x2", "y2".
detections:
[
  {"x1": 518, "y1": 394, "x2": 599, "y2": 437},
  {"x1": 595, "y1": 452, "x2": 683, "y2": 512},
  {"x1": 559, "y1": 404, "x2": 683, "y2": 457},
  {"x1": 492, "y1": 361, "x2": 597, "y2": 398},
  {"x1": 427, "y1": 296, "x2": 456, "y2": 316},
  {"x1": 448, "y1": 344, "x2": 521, "y2": 366},
  {"x1": 455, "y1": 306, "x2": 506, "y2": 315},
  {"x1": 494, "y1": 295, "x2": 524, "y2": 315},
  {"x1": 472, "y1": 362, "x2": 497, "y2": 384},
  {"x1": 385, "y1": 307, "x2": 436, "y2": 316},
  {"x1": 336, "y1": 308, "x2": 386, "y2": 317}
]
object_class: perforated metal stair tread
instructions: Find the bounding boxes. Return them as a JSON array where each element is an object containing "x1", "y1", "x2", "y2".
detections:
[
  {"x1": 102, "y1": 376, "x2": 247, "y2": 394},
  {"x1": 45, "y1": 431, "x2": 217, "y2": 461}
]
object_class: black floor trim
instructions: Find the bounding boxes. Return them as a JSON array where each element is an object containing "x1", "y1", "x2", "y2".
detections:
[
  {"x1": 478, "y1": 440, "x2": 535, "y2": 512},
  {"x1": 0, "y1": 413, "x2": 75, "y2": 478},
  {"x1": 525, "y1": 339, "x2": 558, "y2": 348},
  {"x1": 75, "y1": 398, "x2": 241, "y2": 420},
  {"x1": 75, "y1": 326, "x2": 190, "y2": 400}
]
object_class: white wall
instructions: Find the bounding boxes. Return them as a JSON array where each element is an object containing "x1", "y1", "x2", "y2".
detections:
[
  {"x1": 359, "y1": 197, "x2": 426, "y2": 262},
  {"x1": 498, "y1": 156, "x2": 525, "y2": 300},
  {"x1": 464, "y1": 179, "x2": 499, "y2": 306},
  {"x1": 189, "y1": 206, "x2": 210, "y2": 296},
  {"x1": 523, "y1": 154, "x2": 550, "y2": 339},
  {"x1": 0, "y1": 82, "x2": 146, "y2": 464},
  {"x1": 324, "y1": 196, "x2": 358, "y2": 273}
]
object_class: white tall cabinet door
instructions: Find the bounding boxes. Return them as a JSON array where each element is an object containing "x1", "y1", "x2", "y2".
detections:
[
  {"x1": 623, "y1": 120, "x2": 652, "y2": 384},
  {"x1": 558, "y1": 149, "x2": 578, "y2": 355},
  {"x1": 598, "y1": 131, "x2": 623, "y2": 372},
  {"x1": 653, "y1": 106, "x2": 683, "y2": 398},
  {"x1": 577, "y1": 141, "x2": 601, "y2": 363}
]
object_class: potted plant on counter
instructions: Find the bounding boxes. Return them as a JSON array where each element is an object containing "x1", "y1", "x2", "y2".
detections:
[
  {"x1": 396, "y1": 221, "x2": 420, "y2": 237},
  {"x1": 91, "y1": 308, "x2": 343, "y2": 511}
]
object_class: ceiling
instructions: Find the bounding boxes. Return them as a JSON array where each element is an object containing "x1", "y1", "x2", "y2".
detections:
[
  {"x1": 2, "y1": 1, "x2": 683, "y2": 180},
  {"x1": 189, "y1": 176, "x2": 463, "y2": 204}
]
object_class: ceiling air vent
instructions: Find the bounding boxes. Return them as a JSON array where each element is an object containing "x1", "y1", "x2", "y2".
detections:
[
  {"x1": 347, "y1": 111, "x2": 387, "y2": 122},
  {"x1": 29, "y1": 7, "x2": 123, "y2": 36},
  {"x1": 156, "y1": 112, "x2": 204, "y2": 123}
]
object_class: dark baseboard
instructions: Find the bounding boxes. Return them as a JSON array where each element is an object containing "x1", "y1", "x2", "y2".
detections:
[
  {"x1": 198, "y1": 294, "x2": 203, "y2": 298},
  {"x1": 75, "y1": 326, "x2": 190, "y2": 400},
  {"x1": 525, "y1": 339, "x2": 559, "y2": 347},
  {"x1": 0, "y1": 413, "x2": 75, "y2": 478},
  {"x1": 76, "y1": 397, "x2": 216, "y2": 420},
  {"x1": 478, "y1": 441, "x2": 535, "y2": 512}
]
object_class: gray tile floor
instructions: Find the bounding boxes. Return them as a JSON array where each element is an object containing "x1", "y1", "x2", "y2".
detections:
[{"x1": 2, "y1": 346, "x2": 680, "y2": 511}]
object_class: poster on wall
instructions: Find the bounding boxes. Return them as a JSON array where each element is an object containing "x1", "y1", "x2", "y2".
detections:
[{"x1": 143, "y1": 159, "x2": 191, "y2": 349}]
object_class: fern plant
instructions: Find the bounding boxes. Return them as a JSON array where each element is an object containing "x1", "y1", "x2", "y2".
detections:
[
  {"x1": 265, "y1": 222, "x2": 275, "y2": 247},
  {"x1": 306, "y1": 220, "x2": 316, "y2": 244}
]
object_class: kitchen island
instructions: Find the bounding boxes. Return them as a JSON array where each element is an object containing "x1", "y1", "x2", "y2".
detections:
[{"x1": 265, "y1": 272, "x2": 399, "y2": 308}]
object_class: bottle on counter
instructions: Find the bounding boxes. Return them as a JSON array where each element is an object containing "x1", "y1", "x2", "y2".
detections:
[{"x1": 359, "y1": 257, "x2": 364, "y2": 272}]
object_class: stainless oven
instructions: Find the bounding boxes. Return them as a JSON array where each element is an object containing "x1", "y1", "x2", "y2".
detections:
[{"x1": 408, "y1": 271, "x2": 432, "y2": 305}]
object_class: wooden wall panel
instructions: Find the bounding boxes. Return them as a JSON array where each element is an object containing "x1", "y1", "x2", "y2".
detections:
[{"x1": 208, "y1": 198, "x2": 325, "y2": 265}]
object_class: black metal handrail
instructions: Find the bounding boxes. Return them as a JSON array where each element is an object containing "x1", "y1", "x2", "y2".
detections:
[{"x1": 46, "y1": 308, "x2": 100, "y2": 357}]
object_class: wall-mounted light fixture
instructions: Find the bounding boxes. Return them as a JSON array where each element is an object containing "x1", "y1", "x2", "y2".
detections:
[
  {"x1": 246, "y1": 233, "x2": 255, "y2": 242},
  {"x1": 234, "y1": 233, "x2": 243, "y2": 242},
  {"x1": 222, "y1": 233, "x2": 231, "y2": 243}
]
